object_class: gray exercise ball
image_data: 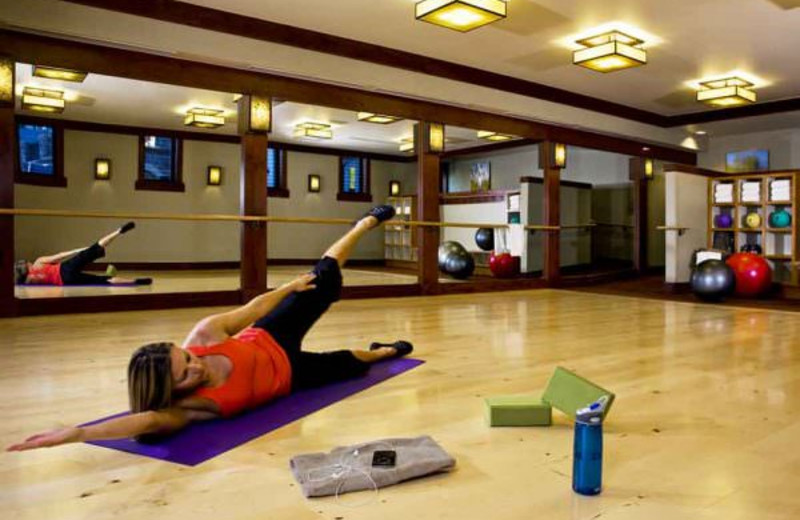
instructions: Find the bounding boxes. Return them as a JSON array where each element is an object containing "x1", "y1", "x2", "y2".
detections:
[
  {"x1": 438, "y1": 241, "x2": 467, "y2": 270},
  {"x1": 444, "y1": 251, "x2": 475, "y2": 279},
  {"x1": 690, "y1": 259, "x2": 736, "y2": 302}
]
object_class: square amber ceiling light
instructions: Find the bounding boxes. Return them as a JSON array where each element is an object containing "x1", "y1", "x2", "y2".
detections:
[
  {"x1": 573, "y1": 30, "x2": 647, "y2": 72},
  {"x1": 477, "y1": 130, "x2": 513, "y2": 141},
  {"x1": 294, "y1": 122, "x2": 333, "y2": 140},
  {"x1": 696, "y1": 77, "x2": 757, "y2": 107},
  {"x1": 357, "y1": 112, "x2": 403, "y2": 124},
  {"x1": 33, "y1": 65, "x2": 88, "y2": 83},
  {"x1": 21, "y1": 86, "x2": 65, "y2": 113},
  {"x1": 416, "y1": 0, "x2": 507, "y2": 32},
  {"x1": 185, "y1": 107, "x2": 226, "y2": 128}
]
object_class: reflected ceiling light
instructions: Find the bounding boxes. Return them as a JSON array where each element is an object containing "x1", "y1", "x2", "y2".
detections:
[
  {"x1": 696, "y1": 77, "x2": 756, "y2": 106},
  {"x1": 294, "y1": 122, "x2": 333, "y2": 140},
  {"x1": 357, "y1": 112, "x2": 403, "y2": 124},
  {"x1": 415, "y1": 0, "x2": 507, "y2": 32},
  {"x1": 477, "y1": 130, "x2": 513, "y2": 141},
  {"x1": 573, "y1": 30, "x2": 647, "y2": 72},
  {"x1": 32, "y1": 65, "x2": 87, "y2": 83},
  {"x1": 185, "y1": 107, "x2": 225, "y2": 128},
  {"x1": 0, "y1": 57, "x2": 13, "y2": 104},
  {"x1": 399, "y1": 137, "x2": 415, "y2": 153},
  {"x1": 21, "y1": 86, "x2": 65, "y2": 113}
]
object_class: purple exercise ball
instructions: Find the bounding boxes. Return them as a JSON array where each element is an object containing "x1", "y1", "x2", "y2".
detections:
[{"x1": 714, "y1": 213, "x2": 733, "y2": 229}]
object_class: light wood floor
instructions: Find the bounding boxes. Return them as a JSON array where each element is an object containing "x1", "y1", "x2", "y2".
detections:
[
  {"x1": 14, "y1": 266, "x2": 465, "y2": 299},
  {"x1": 2, "y1": 290, "x2": 799, "y2": 520}
]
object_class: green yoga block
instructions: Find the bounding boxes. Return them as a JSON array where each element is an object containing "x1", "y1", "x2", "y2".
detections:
[
  {"x1": 485, "y1": 395, "x2": 552, "y2": 427},
  {"x1": 541, "y1": 366, "x2": 615, "y2": 420}
]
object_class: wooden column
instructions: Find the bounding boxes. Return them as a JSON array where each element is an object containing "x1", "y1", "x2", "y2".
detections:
[
  {"x1": 630, "y1": 157, "x2": 650, "y2": 273},
  {"x1": 416, "y1": 122, "x2": 442, "y2": 294},
  {"x1": 0, "y1": 57, "x2": 15, "y2": 317},
  {"x1": 238, "y1": 95, "x2": 270, "y2": 302},
  {"x1": 539, "y1": 142, "x2": 562, "y2": 284}
]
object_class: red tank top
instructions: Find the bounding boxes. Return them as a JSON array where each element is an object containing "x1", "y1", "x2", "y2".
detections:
[
  {"x1": 25, "y1": 263, "x2": 63, "y2": 285},
  {"x1": 186, "y1": 328, "x2": 292, "y2": 417}
]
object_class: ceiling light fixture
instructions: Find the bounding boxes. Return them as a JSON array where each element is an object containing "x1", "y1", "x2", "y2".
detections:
[
  {"x1": 477, "y1": 130, "x2": 513, "y2": 141},
  {"x1": 399, "y1": 137, "x2": 415, "y2": 153},
  {"x1": 184, "y1": 107, "x2": 225, "y2": 129},
  {"x1": 294, "y1": 122, "x2": 333, "y2": 140},
  {"x1": 32, "y1": 65, "x2": 88, "y2": 83},
  {"x1": 696, "y1": 77, "x2": 756, "y2": 107},
  {"x1": 357, "y1": 112, "x2": 403, "y2": 124},
  {"x1": 573, "y1": 30, "x2": 647, "y2": 72},
  {"x1": 415, "y1": 0, "x2": 507, "y2": 32},
  {"x1": 21, "y1": 86, "x2": 66, "y2": 113}
]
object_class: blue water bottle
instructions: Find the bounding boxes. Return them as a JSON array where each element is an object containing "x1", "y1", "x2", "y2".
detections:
[{"x1": 572, "y1": 395, "x2": 609, "y2": 496}]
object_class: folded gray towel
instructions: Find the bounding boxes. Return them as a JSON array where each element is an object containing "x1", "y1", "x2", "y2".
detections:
[{"x1": 290, "y1": 435, "x2": 456, "y2": 498}]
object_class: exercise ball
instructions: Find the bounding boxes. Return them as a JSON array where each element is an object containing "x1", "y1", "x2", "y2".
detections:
[
  {"x1": 714, "y1": 213, "x2": 733, "y2": 229},
  {"x1": 489, "y1": 252, "x2": 519, "y2": 279},
  {"x1": 690, "y1": 259, "x2": 736, "y2": 302},
  {"x1": 474, "y1": 228, "x2": 494, "y2": 252},
  {"x1": 438, "y1": 241, "x2": 466, "y2": 270},
  {"x1": 740, "y1": 243, "x2": 763, "y2": 255},
  {"x1": 744, "y1": 212, "x2": 762, "y2": 229},
  {"x1": 769, "y1": 208, "x2": 792, "y2": 229},
  {"x1": 444, "y1": 251, "x2": 475, "y2": 279},
  {"x1": 726, "y1": 252, "x2": 772, "y2": 297}
]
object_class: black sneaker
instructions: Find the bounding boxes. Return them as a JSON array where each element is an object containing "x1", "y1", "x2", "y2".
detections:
[
  {"x1": 120, "y1": 221, "x2": 136, "y2": 234},
  {"x1": 355, "y1": 205, "x2": 396, "y2": 227},
  {"x1": 134, "y1": 277, "x2": 153, "y2": 285},
  {"x1": 369, "y1": 340, "x2": 413, "y2": 359}
]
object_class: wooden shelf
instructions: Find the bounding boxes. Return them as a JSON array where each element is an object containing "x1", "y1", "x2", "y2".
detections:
[
  {"x1": 711, "y1": 228, "x2": 734, "y2": 232},
  {"x1": 767, "y1": 228, "x2": 792, "y2": 233},
  {"x1": 712, "y1": 202, "x2": 735, "y2": 207},
  {"x1": 766, "y1": 254, "x2": 792, "y2": 260}
]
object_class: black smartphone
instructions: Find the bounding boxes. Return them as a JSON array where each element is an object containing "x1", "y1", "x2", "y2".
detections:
[{"x1": 371, "y1": 450, "x2": 397, "y2": 467}]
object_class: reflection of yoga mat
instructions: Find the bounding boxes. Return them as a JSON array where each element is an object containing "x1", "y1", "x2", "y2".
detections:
[
  {"x1": 19, "y1": 283, "x2": 139, "y2": 287},
  {"x1": 83, "y1": 358, "x2": 424, "y2": 466}
]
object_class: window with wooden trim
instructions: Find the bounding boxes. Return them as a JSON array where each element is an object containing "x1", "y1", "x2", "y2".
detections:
[
  {"x1": 15, "y1": 121, "x2": 66, "y2": 187},
  {"x1": 267, "y1": 146, "x2": 289, "y2": 198},
  {"x1": 136, "y1": 134, "x2": 185, "y2": 192},
  {"x1": 337, "y1": 156, "x2": 372, "y2": 202}
]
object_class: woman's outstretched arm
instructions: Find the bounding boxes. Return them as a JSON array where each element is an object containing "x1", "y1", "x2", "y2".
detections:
[
  {"x1": 6, "y1": 408, "x2": 215, "y2": 451},
  {"x1": 33, "y1": 247, "x2": 88, "y2": 265},
  {"x1": 182, "y1": 273, "x2": 317, "y2": 347}
]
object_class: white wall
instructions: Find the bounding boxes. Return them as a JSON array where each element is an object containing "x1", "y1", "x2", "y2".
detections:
[{"x1": 14, "y1": 130, "x2": 417, "y2": 262}]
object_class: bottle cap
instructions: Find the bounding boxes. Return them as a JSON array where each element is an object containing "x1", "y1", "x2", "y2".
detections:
[{"x1": 576, "y1": 395, "x2": 609, "y2": 424}]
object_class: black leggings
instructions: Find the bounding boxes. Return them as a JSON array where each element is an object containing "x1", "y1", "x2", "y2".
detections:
[
  {"x1": 252, "y1": 256, "x2": 369, "y2": 390},
  {"x1": 59, "y1": 243, "x2": 112, "y2": 286}
]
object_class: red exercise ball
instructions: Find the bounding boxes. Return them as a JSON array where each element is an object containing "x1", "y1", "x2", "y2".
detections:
[
  {"x1": 489, "y1": 252, "x2": 520, "y2": 279},
  {"x1": 725, "y1": 252, "x2": 772, "y2": 297}
]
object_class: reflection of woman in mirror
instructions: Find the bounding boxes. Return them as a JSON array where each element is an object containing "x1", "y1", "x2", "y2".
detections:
[
  {"x1": 14, "y1": 222, "x2": 152, "y2": 287},
  {"x1": 8, "y1": 206, "x2": 413, "y2": 451}
]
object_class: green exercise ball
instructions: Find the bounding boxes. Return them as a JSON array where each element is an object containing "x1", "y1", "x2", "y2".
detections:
[{"x1": 769, "y1": 208, "x2": 792, "y2": 229}]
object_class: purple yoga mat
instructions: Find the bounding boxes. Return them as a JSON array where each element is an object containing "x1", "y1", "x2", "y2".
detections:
[{"x1": 83, "y1": 358, "x2": 424, "y2": 466}]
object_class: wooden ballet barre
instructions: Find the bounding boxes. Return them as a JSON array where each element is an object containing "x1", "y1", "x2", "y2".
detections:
[
  {"x1": 560, "y1": 223, "x2": 597, "y2": 230},
  {"x1": 523, "y1": 224, "x2": 561, "y2": 231},
  {"x1": 0, "y1": 208, "x2": 509, "y2": 229},
  {"x1": 656, "y1": 225, "x2": 690, "y2": 236}
]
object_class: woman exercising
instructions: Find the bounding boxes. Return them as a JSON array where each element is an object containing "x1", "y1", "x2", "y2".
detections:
[
  {"x1": 15, "y1": 222, "x2": 152, "y2": 286},
  {"x1": 8, "y1": 206, "x2": 412, "y2": 451}
]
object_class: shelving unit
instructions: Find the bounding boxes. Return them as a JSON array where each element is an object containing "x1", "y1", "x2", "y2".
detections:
[
  {"x1": 708, "y1": 172, "x2": 799, "y2": 285},
  {"x1": 385, "y1": 195, "x2": 417, "y2": 267}
]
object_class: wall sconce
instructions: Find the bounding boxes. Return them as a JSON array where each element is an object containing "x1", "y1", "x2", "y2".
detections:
[
  {"x1": 540, "y1": 142, "x2": 567, "y2": 169},
  {"x1": 425, "y1": 122, "x2": 445, "y2": 153},
  {"x1": 21, "y1": 86, "x2": 65, "y2": 113},
  {"x1": 389, "y1": 180, "x2": 401, "y2": 196},
  {"x1": 95, "y1": 158, "x2": 111, "y2": 180},
  {"x1": 207, "y1": 165, "x2": 223, "y2": 186},
  {"x1": 308, "y1": 174, "x2": 321, "y2": 193},
  {"x1": 32, "y1": 65, "x2": 87, "y2": 83},
  {"x1": 644, "y1": 159, "x2": 654, "y2": 179},
  {"x1": 0, "y1": 56, "x2": 13, "y2": 105},
  {"x1": 238, "y1": 94, "x2": 271, "y2": 134}
]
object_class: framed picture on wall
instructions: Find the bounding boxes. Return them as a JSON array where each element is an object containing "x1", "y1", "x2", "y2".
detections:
[
  {"x1": 470, "y1": 161, "x2": 491, "y2": 192},
  {"x1": 726, "y1": 149, "x2": 769, "y2": 173}
]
